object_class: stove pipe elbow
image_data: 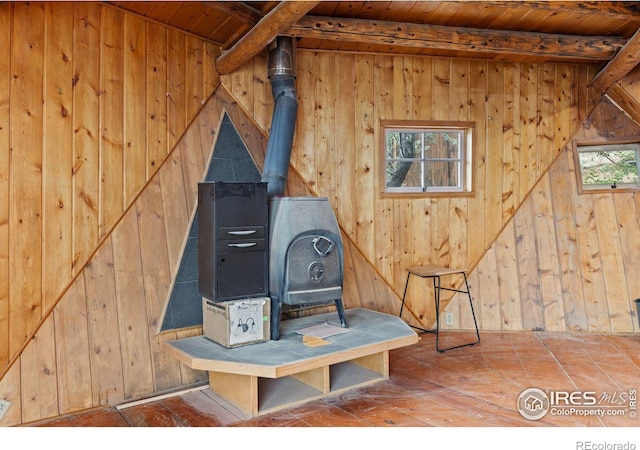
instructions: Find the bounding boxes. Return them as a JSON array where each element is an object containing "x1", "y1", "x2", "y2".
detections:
[{"x1": 262, "y1": 36, "x2": 298, "y2": 197}]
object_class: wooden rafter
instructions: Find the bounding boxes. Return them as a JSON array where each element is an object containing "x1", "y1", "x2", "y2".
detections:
[
  {"x1": 590, "y1": 27, "x2": 640, "y2": 94},
  {"x1": 284, "y1": 16, "x2": 624, "y2": 62},
  {"x1": 215, "y1": 1, "x2": 320, "y2": 75}
]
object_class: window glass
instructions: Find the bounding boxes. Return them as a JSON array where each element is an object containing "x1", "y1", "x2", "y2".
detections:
[
  {"x1": 382, "y1": 122, "x2": 473, "y2": 194},
  {"x1": 576, "y1": 142, "x2": 640, "y2": 191}
]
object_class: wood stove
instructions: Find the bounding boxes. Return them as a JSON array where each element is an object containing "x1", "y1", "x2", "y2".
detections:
[{"x1": 268, "y1": 197, "x2": 348, "y2": 340}]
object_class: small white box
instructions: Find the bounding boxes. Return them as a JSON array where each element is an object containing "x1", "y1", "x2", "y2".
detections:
[{"x1": 203, "y1": 297, "x2": 270, "y2": 348}]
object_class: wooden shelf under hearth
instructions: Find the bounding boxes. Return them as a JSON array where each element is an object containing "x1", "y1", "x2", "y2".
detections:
[{"x1": 164, "y1": 308, "x2": 419, "y2": 417}]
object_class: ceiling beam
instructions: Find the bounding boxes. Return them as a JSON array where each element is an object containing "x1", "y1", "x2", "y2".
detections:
[
  {"x1": 284, "y1": 16, "x2": 624, "y2": 62},
  {"x1": 590, "y1": 27, "x2": 640, "y2": 94},
  {"x1": 216, "y1": 1, "x2": 320, "y2": 75}
]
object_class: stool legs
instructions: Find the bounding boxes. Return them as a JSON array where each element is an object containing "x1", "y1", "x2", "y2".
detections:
[{"x1": 400, "y1": 270, "x2": 480, "y2": 352}]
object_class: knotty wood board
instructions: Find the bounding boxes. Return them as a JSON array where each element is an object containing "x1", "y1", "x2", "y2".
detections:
[
  {"x1": 100, "y1": 7, "x2": 125, "y2": 237},
  {"x1": 9, "y1": 2, "x2": 45, "y2": 359},
  {"x1": 124, "y1": 14, "x2": 147, "y2": 205},
  {"x1": 111, "y1": 208, "x2": 155, "y2": 399},
  {"x1": 53, "y1": 276, "x2": 93, "y2": 414},
  {"x1": 72, "y1": 2, "x2": 101, "y2": 275},
  {"x1": 146, "y1": 21, "x2": 169, "y2": 177},
  {"x1": 136, "y1": 177, "x2": 182, "y2": 391},
  {"x1": 43, "y1": 2, "x2": 74, "y2": 309},
  {"x1": 0, "y1": 2, "x2": 10, "y2": 368},
  {"x1": 167, "y1": 29, "x2": 187, "y2": 150}
]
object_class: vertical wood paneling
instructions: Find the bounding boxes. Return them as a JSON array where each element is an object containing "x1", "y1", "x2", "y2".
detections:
[
  {"x1": 72, "y1": 2, "x2": 101, "y2": 274},
  {"x1": 9, "y1": 2, "x2": 45, "y2": 357},
  {"x1": 185, "y1": 35, "x2": 204, "y2": 119},
  {"x1": 594, "y1": 193, "x2": 630, "y2": 332},
  {"x1": 1, "y1": 2, "x2": 224, "y2": 424},
  {"x1": 502, "y1": 62, "x2": 519, "y2": 220},
  {"x1": 335, "y1": 53, "x2": 356, "y2": 240},
  {"x1": 519, "y1": 63, "x2": 538, "y2": 199},
  {"x1": 124, "y1": 14, "x2": 147, "y2": 204},
  {"x1": 466, "y1": 60, "x2": 487, "y2": 262},
  {"x1": 250, "y1": 50, "x2": 270, "y2": 132},
  {"x1": 112, "y1": 208, "x2": 154, "y2": 399},
  {"x1": 315, "y1": 53, "x2": 336, "y2": 208},
  {"x1": 537, "y1": 64, "x2": 555, "y2": 174},
  {"x1": 53, "y1": 276, "x2": 92, "y2": 413},
  {"x1": 146, "y1": 21, "x2": 168, "y2": 177},
  {"x1": 485, "y1": 62, "x2": 504, "y2": 248},
  {"x1": 100, "y1": 7, "x2": 124, "y2": 237},
  {"x1": 495, "y1": 221, "x2": 522, "y2": 330},
  {"x1": 20, "y1": 319, "x2": 58, "y2": 423},
  {"x1": 514, "y1": 197, "x2": 544, "y2": 330},
  {"x1": 531, "y1": 173, "x2": 566, "y2": 331},
  {"x1": 0, "y1": 2, "x2": 11, "y2": 368},
  {"x1": 373, "y1": 55, "x2": 394, "y2": 281},
  {"x1": 614, "y1": 193, "x2": 640, "y2": 332},
  {"x1": 136, "y1": 177, "x2": 181, "y2": 391},
  {"x1": 477, "y1": 246, "x2": 500, "y2": 329},
  {"x1": 167, "y1": 29, "x2": 186, "y2": 150},
  {"x1": 354, "y1": 54, "x2": 375, "y2": 259},
  {"x1": 290, "y1": 51, "x2": 316, "y2": 186},
  {"x1": 83, "y1": 236, "x2": 125, "y2": 407},
  {"x1": 43, "y1": 2, "x2": 74, "y2": 310},
  {"x1": 550, "y1": 149, "x2": 588, "y2": 331}
]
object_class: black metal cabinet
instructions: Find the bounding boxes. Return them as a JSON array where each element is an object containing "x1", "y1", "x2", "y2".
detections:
[{"x1": 198, "y1": 182, "x2": 268, "y2": 302}]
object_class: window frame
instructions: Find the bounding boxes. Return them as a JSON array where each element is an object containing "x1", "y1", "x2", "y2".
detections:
[
  {"x1": 379, "y1": 119, "x2": 475, "y2": 197},
  {"x1": 572, "y1": 138, "x2": 640, "y2": 194}
]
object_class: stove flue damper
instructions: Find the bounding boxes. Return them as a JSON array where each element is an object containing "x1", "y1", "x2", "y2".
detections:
[{"x1": 269, "y1": 197, "x2": 348, "y2": 340}]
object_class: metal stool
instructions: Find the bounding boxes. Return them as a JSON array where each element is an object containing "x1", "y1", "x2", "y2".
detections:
[{"x1": 400, "y1": 264, "x2": 480, "y2": 352}]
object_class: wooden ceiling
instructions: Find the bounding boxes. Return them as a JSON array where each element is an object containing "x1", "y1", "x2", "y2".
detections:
[{"x1": 109, "y1": 1, "x2": 640, "y2": 93}]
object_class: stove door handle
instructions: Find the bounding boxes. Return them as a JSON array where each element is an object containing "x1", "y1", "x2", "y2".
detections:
[
  {"x1": 227, "y1": 242, "x2": 257, "y2": 248},
  {"x1": 312, "y1": 236, "x2": 334, "y2": 256}
]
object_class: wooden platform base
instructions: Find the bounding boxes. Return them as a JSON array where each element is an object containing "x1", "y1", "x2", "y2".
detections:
[{"x1": 165, "y1": 308, "x2": 419, "y2": 417}]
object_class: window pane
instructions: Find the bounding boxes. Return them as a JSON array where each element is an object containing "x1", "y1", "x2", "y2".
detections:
[
  {"x1": 578, "y1": 149, "x2": 640, "y2": 186},
  {"x1": 386, "y1": 160, "x2": 417, "y2": 188},
  {"x1": 385, "y1": 131, "x2": 422, "y2": 159},
  {"x1": 426, "y1": 161, "x2": 459, "y2": 187},
  {"x1": 425, "y1": 131, "x2": 461, "y2": 159}
]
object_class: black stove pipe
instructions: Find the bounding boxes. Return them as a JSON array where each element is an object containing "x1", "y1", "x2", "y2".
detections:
[{"x1": 262, "y1": 36, "x2": 298, "y2": 197}]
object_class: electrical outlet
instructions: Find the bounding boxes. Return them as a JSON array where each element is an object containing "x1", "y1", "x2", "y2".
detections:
[
  {"x1": 0, "y1": 399, "x2": 10, "y2": 421},
  {"x1": 445, "y1": 312, "x2": 454, "y2": 327}
]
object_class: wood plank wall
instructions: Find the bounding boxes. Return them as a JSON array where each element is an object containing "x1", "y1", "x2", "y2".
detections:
[
  {"x1": 1, "y1": 5, "x2": 636, "y2": 425},
  {"x1": 222, "y1": 51, "x2": 600, "y2": 330},
  {"x1": 0, "y1": 2, "x2": 219, "y2": 374},
  {"x1": 469, "y1": 97, "x2": 640, "y2": 333}
]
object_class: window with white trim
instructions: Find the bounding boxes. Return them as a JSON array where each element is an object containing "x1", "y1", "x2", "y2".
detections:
[
  {"x1": 574, "y1": 140, "x2": 640, "y2": 192},
  {"x1": 382, "y1": 121, "x2": 473, "y2": 195}
]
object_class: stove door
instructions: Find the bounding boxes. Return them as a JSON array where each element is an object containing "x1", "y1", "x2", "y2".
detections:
[{"x1": 283, "y1": 231, "x2": 343, "y2": 305}]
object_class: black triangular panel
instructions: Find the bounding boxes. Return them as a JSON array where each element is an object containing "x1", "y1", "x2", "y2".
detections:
[{"x1": 160, "y1": 114, "x2": 261, "y2": 332}]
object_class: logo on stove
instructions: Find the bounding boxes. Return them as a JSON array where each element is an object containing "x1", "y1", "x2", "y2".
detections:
[{"x1": 308, "y1": 261, "x2": 325, "y2": 281}]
